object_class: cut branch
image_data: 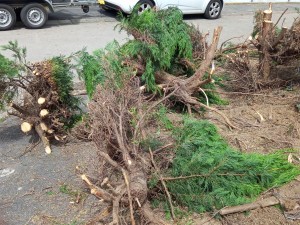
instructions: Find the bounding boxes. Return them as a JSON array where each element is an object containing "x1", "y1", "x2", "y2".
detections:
[
  {"x1": 149, "y1": 148, "x2": 175, "y2": 220},
  {"x1": 122, "y1": 169, "x2": 136, "y2": 225},
  {"x1": 186, "y1": 26, "x2": 222, "y2": 92},
  {"x1": 163, "y1": 173, "x2": 245, "y2": 181},
  {"x1": 21, "y1": 122, "x2": 32, "y2": 133},
  {"x1": 219, "y1": 196, "x2": 280, "y2": 215},
  {"x1": 81, "y1": 174, "x2": 114, "y2": 202},
  {"x1": 35, "y1": 124, "x2": 51, "y2": 154}
]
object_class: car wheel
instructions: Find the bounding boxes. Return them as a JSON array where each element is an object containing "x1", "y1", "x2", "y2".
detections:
[
  {"x1": 204, "y1": 0, "x2": 222, "y2": 19},
  {"x1": 136, "y1": 0, "x2": 154, "y2": 15},
  {"x1": 20, "y1": 3, "x2": 48, "y2": 29},
  {"x1": 0, "y1": 4, "x2": 16, "y2": 31}
]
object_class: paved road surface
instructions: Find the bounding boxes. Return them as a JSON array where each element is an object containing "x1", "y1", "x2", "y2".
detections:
[{"x1": 0, "y1": 3, "x2": 299, "y2": 61}]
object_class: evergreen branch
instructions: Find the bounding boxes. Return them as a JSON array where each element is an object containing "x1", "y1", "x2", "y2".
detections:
[
  {"x1": 163, "y1": 173, "x2": 246, "y2": 181},
  {"x1": 128, "y1": 28, "x2": 155, "y2": 44}
]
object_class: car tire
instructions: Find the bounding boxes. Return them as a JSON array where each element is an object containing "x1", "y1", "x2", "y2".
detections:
[
  {"x1": 204, "y1": 0, "x2": 222, "y2": 19},
  {"x1": 0, "y1": 4, "x2": 16, "y2": 31},
  {"x1": 136, "y1": 0, "x2": 154, "y2": 15},
  {"x1": 20, "y1": 3, "x2": 48, "y2": 29}
]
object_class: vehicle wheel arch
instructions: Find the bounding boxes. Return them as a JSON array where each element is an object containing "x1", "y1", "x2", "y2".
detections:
[
  {"x1": 39, "y1": 0, "x2": 54, "y2": 12},
  {"x1": 136, "y1": 0, "x2": 155, "y2": 14},
  {"x1": 149, "y1": 0, "x2": 156, "y2": 7},
  {"x1": 204, "y1": 0, "x2": 222, "y2": 19},
  {"x1": 220, "y1": 0, "x2": 224, "y2": 8}
]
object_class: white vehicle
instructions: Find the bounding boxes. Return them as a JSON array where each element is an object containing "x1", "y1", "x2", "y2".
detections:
[{"x1": 99, "y1": 0, "x2": 223, "y2": 19}]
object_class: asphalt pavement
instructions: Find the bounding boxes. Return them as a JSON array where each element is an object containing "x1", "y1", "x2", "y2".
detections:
[
  {"x1": 0, "y1": 3, "x2": 299, "y2": 62},
  {"x1": 48, "y1": 3, "x2": 300, "y2": 23}
]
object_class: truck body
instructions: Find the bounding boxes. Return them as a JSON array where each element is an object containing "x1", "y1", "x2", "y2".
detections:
[{"x1": 0, "y1": 0, "x2": 98, "y2": 31}]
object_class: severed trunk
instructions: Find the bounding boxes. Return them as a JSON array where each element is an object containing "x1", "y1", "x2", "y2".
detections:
[{"x1": 259, "y1": 6, "x2": 273, "y2": 79}]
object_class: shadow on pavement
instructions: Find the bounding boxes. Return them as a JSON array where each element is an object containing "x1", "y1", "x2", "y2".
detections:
[{"x1": 0, "y1": 124, "x2": 24, "y2": 143}]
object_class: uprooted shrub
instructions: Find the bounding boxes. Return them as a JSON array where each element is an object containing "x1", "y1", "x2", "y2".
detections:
[
  {"x1": 0, "y1": 41, "x2": 81, "y2": 153},
  {"x1": 78, "y1": 7, "x2": 236, "y2": 129},
  {"x1": 83, "y1": 69, "x2": 169, "y2": 224},
  {"x1": 223, "y1": 6, "x2": 300, "y2": 91},
  {"x1": 77, "y1": 8, "x2": 300, "y2": 225},
  {"x1": 82, "y1": 72, "x2": 300, "y2": 223}
]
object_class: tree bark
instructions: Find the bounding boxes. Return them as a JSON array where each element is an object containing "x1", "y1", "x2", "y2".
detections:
[
  {"x1": 259, "y1": 7, "x2": 273, "y2": 79},
  {"x1": 219, "y1": 196, "x2": 279, "y2": 215},
  {"x1": 186, "y1": 26, "x2": 222, "y2": 93}
]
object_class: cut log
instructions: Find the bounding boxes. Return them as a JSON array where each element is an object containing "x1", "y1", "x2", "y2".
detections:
[
  {"x1": 35, "y1": 124, "x2": 52, "y2": 154},
  {"x1": 40, "y1": 109, "x2": 49, "y2": 117},
  {"x1": 81, "y1": 174, "x2": 114, "y2": 202},
  {"x1": 21, "y1": 122, "x2": 32, "y2": 133},
  {"x1": 263, "y1": 10, "x2": 272, "y2": 22},
  {"x1": 40, "y1": 122, "x2": 48, "y2": 132},
  {"x1": 45, "y1": 146, "x2": 52, "y2": 154},
  {"x1": 37, "y1": 97, "x2": 46, "y2": 105},
  {"x1": 259, "y1": 4, "x2": 273, "y2": 80}
]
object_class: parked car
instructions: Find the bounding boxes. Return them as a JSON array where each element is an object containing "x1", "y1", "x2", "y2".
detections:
[{"x1": 99, "y1": 0, "x2": 223, "y2": 19}]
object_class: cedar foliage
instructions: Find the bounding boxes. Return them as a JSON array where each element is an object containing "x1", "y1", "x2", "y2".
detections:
[
  {"x1": 77, "y1": 41, "x2": 124, "y2": 98},
  {"x1": 166, "y1": 119, "x2": 300, "y2": 212},
  {"x1": 79, "y1": 8, "x2": 204, "y2": 95},
  {"x1": 0, "y1": 42, "x2": 26, "y2": 110},
  {"x1": 0, "y1": 54, "x2": 19, "y2": 110},
  {"x1": 51, "y1": 57, "x2": 80, "y2": 111},
  {"x1": 119, "y1": 8, "x2": 193, "y2": 91}
]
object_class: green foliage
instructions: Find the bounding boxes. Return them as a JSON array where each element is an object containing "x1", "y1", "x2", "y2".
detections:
[
  {"x1": 50, "y1": 57, "x2": 80, "y2": 110},
  {"x1": 156, "y1": 105, "x2": 174, "y2": 130},
  {"x1": 167, "y1": 119, "x2": 300, "y2": 212},
  {"x1": 148, "y1": 174, "x2": 159, "y2": 189},
  {"x1": 77, "y1": 51, "x2": 104, "y2": 98},
  {"x1": 46, "y1": 191, "x2": 55, "y2": 195},
  {"x1": 0, "y1": 54, "x2": 18, "y2": 78},
  {"x1": 59, "y1": 184, "x2": 84, "y2": 199},
  {"x1": 200, "y1": 75, "x2": 228, "y2": 106},
  {"x1": 77, "y1": 41, "x2": 128, "y2": 98},
  {"x1": 0, "y1": 42, "x2": 24, "y2": 110},
  {"x1": 119, "y1": 8, "x2": 193, "y2": 91},
  {"x1": 140, "y1": 136, "x2": 163, "y2": 152},
  {"x1": 1, "y1": 40, "x2": 27, "y2": 65},
  {"x1": 50, "y1": 56, "x2": 82, "y2": 129}
]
